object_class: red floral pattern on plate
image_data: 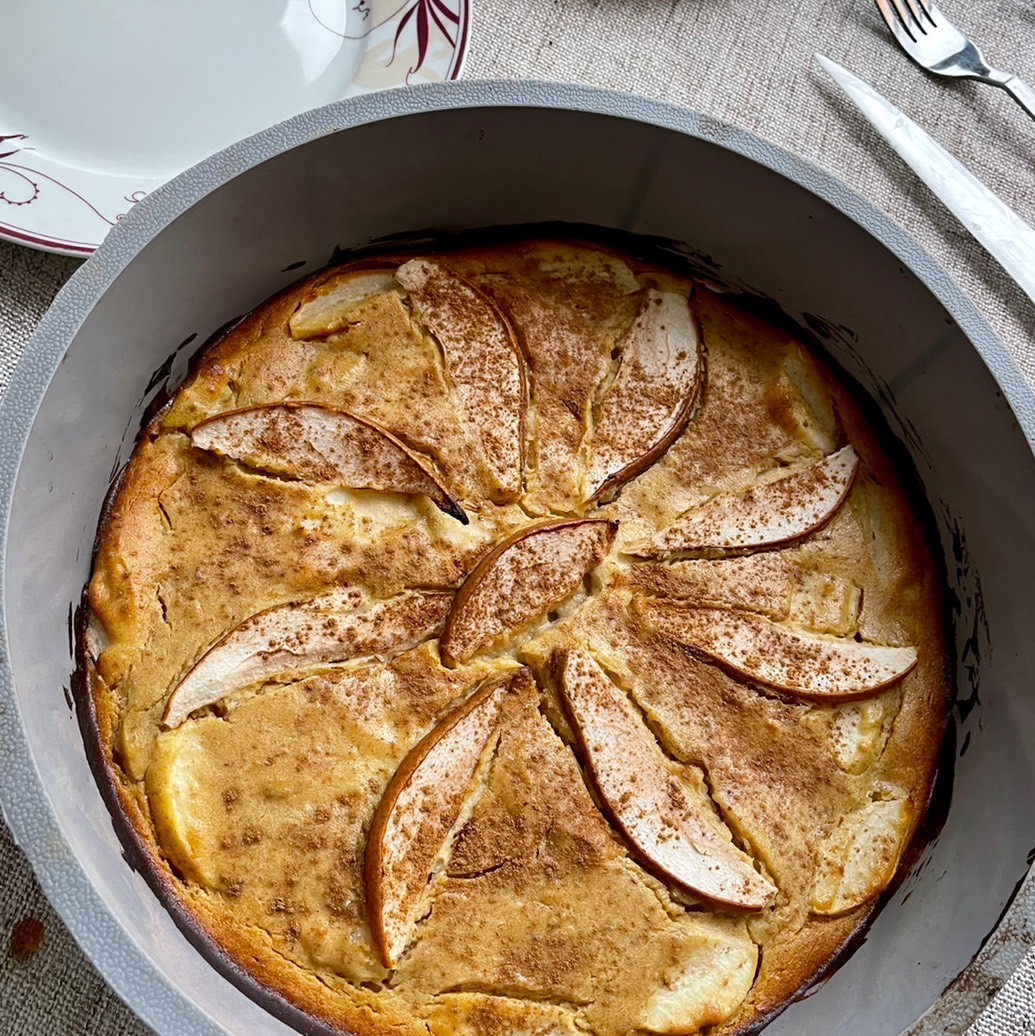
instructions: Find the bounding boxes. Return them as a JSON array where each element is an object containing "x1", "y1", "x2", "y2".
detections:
[{"x1": 0, "y1": 0, "x2": 470, "y2": 257}]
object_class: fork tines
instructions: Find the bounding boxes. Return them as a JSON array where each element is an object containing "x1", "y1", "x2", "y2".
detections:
[{"x1": 875, "y1": 0, "x2": 936, "y2": 41}]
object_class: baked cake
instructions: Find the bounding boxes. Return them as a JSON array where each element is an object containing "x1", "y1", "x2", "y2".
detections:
[{"x1": 81, "y1": 235, "x2": 950, "y2": 1035}]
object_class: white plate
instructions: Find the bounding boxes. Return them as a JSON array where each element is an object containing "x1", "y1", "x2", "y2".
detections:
[{"x1": 0, "y1": 0, "x2": 470, "y2": 255}]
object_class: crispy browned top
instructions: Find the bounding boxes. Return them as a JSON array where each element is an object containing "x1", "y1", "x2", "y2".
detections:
[{"x1": 84, "y1": 238, "x2": 948, "y2": 1036}]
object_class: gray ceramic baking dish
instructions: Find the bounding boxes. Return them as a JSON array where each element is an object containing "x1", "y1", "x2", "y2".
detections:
[{"x1": 1, "y1": 81, "x2": 1034, "y2": 1036}]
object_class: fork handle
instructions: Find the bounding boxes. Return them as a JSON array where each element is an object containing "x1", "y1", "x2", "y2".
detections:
[{"x1": 992, "y1": 74, "x2": 1035, "y2": 124}]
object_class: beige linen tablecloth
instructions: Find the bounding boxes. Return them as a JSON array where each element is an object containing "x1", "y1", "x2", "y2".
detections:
[{"x1": 2, "y1": 1, "x2": 1034, "y2": 1033}]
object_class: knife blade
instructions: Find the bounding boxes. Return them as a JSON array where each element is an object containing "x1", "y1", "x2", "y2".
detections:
[{"x1": 816, "y1": 53, "x2": 1035, "y2": 306}]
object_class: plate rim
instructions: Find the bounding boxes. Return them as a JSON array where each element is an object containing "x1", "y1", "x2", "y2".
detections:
[{"x1": 0, "y1": 0, "x2": 473, "y2": 258}]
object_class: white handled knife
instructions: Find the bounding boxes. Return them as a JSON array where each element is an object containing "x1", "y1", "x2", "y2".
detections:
[{"x1": 816, "y1": 53, "x2": 1035, "y2": 306}]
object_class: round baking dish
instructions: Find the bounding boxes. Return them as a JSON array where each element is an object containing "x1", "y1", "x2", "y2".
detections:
[{"x1": 1, "y1": 81, "x2": 1034, "y2": 1036}]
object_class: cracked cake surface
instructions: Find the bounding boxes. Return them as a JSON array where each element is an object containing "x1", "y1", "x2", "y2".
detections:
[{"x1": 81, "y1": 235, "x2": 949, "y2": 1036}]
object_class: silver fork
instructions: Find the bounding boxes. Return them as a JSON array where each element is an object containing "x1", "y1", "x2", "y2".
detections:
[{"x1": 874, "y1": 0, "x2": 1035, "y2": 122}]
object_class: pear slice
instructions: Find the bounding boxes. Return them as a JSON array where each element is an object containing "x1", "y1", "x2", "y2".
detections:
[
  {"x1": 559, "y1": 650, "x2": 776, "y2": 910},
  {"x1": 440, "y1": 518, "x2": 617, "y2": 665},
  {"x1": 396, "y1": 258, "x2": 525, "y2": 501},
  {"x1": 191, "y1": 403, "x2": 466, "y2": 523},
  {"x1": 811, "y1": 795, "x2": 912, "y2": 915},
  {"x1": 637, "y1": 445, "x2": 859, "y2": 557},
  {"x1": 162, "y1": 587, "x2": 451, "y2": 728},
  {"x1": 365, "y1": 672, "x2": 511, "y2": 967},
  {"x1": 585, "y1": 289, "x2": 703, "y2": 503},
  {"x1": 638, "y1": 917, "x2": 758, "y2": 1032},
  {"x1": 288, "y1": 268, "x2": 398, "y2": 339},
  {"x1": 640, "y1": 602, "x2": 917, "y2": 701}
]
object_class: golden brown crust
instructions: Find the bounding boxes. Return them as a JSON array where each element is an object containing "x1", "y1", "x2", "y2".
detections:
[{"x1": 80, "y1": 236, "x2": 950, "y2": 1036}]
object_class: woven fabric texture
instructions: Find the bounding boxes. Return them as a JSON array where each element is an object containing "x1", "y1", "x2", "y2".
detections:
[{"x1": 1, "y1": 1, "x2": 1033, "y2": 1033}]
